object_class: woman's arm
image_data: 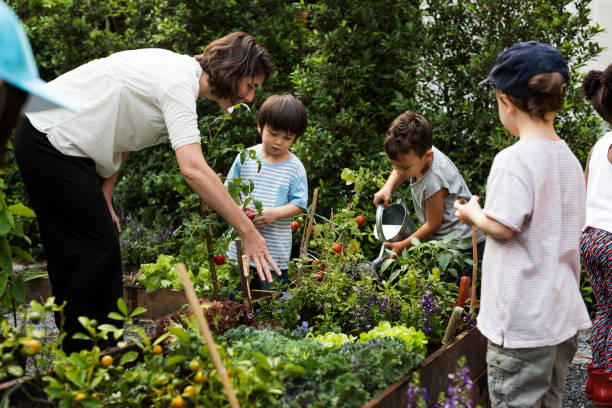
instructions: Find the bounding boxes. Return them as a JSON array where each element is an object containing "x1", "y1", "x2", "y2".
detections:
[
  {"x1": 174, "y1": 143, "x2": 281, "y2": 281},
  {"x1": 102, "y1": 152, "x2": 129, "y2": 232}
]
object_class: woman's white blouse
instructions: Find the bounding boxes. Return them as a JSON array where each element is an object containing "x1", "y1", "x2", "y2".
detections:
[{"x1": 27, "y1": 49, "x2": 203, "y2": 177}]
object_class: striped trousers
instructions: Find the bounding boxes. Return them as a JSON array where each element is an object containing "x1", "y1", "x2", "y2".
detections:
[{"x1": 581, "y1": 226, "x2": 612, "y2": 371}]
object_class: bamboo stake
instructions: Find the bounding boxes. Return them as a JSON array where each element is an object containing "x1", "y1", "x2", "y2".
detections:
[
  {"x1": 176, "y1": 263, "x2": 240, "y2": 408},
  {"x1": 200, "y1": 201, "x2": 220, "y2": 297},
  {"x1": 470, "y1": 225, "x2": 479, "y2": 309},
  {"x1": 235, "y1": 240, "x2": 253, "y2": 313},
  {"x1": 300, "y1": 188, "x2": 319, "y2": 257}
]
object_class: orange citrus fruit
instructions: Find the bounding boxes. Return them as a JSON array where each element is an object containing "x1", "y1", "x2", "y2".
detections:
[{"x1": 101, "y1": 355, "x2": 113, "y2": 367}]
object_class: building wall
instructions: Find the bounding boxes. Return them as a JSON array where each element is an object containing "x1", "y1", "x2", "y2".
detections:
[{"x1": 584, "y1": 0, "x2": 612, "y2": 72}]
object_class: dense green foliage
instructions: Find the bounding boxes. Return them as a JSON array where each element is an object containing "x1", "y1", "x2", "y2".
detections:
[{"x1": 5, "y1": 0, "x2": 604, "y2": 261}]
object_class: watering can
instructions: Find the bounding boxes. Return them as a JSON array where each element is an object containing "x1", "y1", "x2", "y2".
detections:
[
  {"x1": 370, "y1": 190, "x2": 418, "y2": 268},
  {"x1": 350, "y1": 191, "x2": 418, "y2": 279}
]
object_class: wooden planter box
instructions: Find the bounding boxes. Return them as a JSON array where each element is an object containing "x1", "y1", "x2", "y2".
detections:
[
  {"x1": 25, "y1": 277, "x2": 190, "y2": 320},
  {"x1": 363, "y1": 327, "x2": 489, "y2": 407},
  {"x1": 26, "y1": 278, "x2": 274, "y2": 320}
]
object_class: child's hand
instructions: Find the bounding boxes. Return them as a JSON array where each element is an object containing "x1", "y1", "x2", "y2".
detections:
[
  {"x1": 453, "y1": 196, "x2": 482, "y2": 226},
  {"x1": 252, "y1": 207, "x2": 278, "y2": 228},
  {"x1": 383, "y1": 240, "x2": 408, "y2": 255},
  {"x1": 373, "y1": 188, "x2": 392, "y2": 207}
]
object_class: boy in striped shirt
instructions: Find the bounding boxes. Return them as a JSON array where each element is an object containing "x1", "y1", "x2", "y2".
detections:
[
  {"x1": 454, "y1": 42, "x2": 591, "y2": 407},
  {"x1": 226, "y1": 94, "x2": 308, "y2": 290}
]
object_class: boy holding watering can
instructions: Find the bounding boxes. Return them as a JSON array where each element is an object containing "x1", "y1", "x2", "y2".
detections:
[
  {"x1": 454, "y1": 42, "x2": 590, "y2": 407},
  {"x1": 373, "y1": 111, "x2": 485, "y2": 283}
]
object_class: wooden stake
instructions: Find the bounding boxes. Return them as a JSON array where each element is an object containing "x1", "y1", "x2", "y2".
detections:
[
  {"x1": 300, "y1": 188, "x2": 319, "y2": 257},
  {"x1": 200, "y1": 201, "x2": 219, "y2": 297},
  {"x1": 235, "y1": 240, "x2": 253, "y2": 313},
  {"x1": 176, "y1": 263, "x2": 240, "y2": 408},
  {"x1": 470, "y1": 225, "x2": 479, "y2": 309}
]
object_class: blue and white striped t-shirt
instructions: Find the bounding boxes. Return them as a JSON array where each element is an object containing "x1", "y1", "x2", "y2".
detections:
[{"x1": 226, "y1": 144, "x2": 308, "y2": 269}]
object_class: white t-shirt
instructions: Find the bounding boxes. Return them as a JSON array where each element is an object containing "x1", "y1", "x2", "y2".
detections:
[
  {"x1": 27, "y1": 49, "x2": 203, "y2": 177},
  {"x1": 585, "y1": 131, "x2": 612, "y2": 233},
  {"x1": 478, "y1": 138, "x2": 591, "y2": 348}
]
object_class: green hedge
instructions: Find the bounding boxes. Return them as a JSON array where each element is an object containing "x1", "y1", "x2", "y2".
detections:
[{"x1": 6, "y1": 0, "x2": 604, "y2": 252}]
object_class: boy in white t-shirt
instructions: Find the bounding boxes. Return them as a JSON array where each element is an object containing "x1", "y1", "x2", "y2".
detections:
[
  {"x1": 454, "y1": 42, "x2": 591, "y2": 407},
  {"x1": 226, "y1": 94, "x2": 308, "y2": 290}
]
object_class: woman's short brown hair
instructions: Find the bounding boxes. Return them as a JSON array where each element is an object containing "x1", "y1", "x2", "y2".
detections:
[
  {"x1": 258, "y1": 94, "x2": 307, "y2": 138},
  {"x1": 384, "y1": 111, "x2": 433, "y2": 159},
  {"x1": 499, "y1": 72, "x2": 568, "y2": 120},
  {"x1": 195, "y1": 32, "x2": 275, "y2": 104}
]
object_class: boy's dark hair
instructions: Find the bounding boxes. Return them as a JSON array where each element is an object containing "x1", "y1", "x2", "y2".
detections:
[
  {"x1": 384, "y1": 111, "x2": 432, "y2": 159},
  {"x1": 195, "y1": 32, "x2": 276, "y2": 104},
  {"x1": 582, "y1": 65, "x2": 612, "y2": 123},
  {"x1": 257, "y1": 94, "x2": 307, "y2": 138},
  {"x1": 498, "y1": 72, "x2": 568, "y2": 120}
]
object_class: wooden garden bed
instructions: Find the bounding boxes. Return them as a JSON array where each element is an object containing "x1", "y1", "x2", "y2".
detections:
[
  {"x1": 363, "y1": 326, "x2": 489, "y2": 407},
  {"x1": 25, "y1": 277, "x2": 273, "y2": 320}
]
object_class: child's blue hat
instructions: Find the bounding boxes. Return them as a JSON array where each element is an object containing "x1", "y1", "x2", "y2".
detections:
[
  {"x1": 479, "y1": 41, "x2": 569, "y2": 97},
  {"x1": 0, "y1": 1, "x2": 79, "y2": 112}
]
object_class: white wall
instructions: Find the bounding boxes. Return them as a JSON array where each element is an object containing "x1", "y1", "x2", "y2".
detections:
[{"x1": 583, "y1": 0, "x2": 612, "y2": 72}]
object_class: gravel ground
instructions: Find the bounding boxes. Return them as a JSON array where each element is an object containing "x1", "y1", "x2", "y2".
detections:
[{"x1": 563, "y1": 330, "x2": 596, "y2": 408}]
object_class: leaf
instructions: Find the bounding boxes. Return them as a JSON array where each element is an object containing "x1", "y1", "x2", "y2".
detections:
[
  {"x1": 7, "y1": 203, "x2": 36, "y2": 217},
  {"x1": 64, "y1": 370, "x2": 84, "y2": 388},
  {"x1": 283, "y1": 363, "x2": 306, "y2": 377},
  {"x1": 116, "y1": 298, "x2": 128, "y2": 316},
  {"x1": 0, "y1": 238, "x2": 12, "y2": 274},
  {"x1": 387, "y1": 269, "x2": 400, "y2": 284},
  {"x1": 72, "y1": 333, "x2": 90, "y2": 341},
  {"x1": 11, "y1": 246, "x2": 35, "y2": 263},
  {"x1": 119, "y1": 351, "x2": 139, "y2": 366},
  {"x1": 437, "y1": 253, "x2": 451, "y2": 272},
  {"x1": 380, "y1": 258, "x2": 395, "y2": 273},
  {"x1": 167, "y1": 327, "x2": 189, "y2": 343},
  {"x1": 129, "y1": 307, "x2": 147, "y2": 318},
  {"x1": 7, "y1": 365, "x2": 23, "y2": 377},
  {"x1": 0, "y1": 214, "x2": 11, "y2": 236},
  {"x1": 0, "y1": 271, "x2": 8, "y2": 299},
  {"x1": 82, "y1": 399, "x2": 104, "y2": 408},
  {"x1": 165, "y1": 355, "x2": 188, "y2": 367},
  {"x1": 107, "y1": 312, "x2": 124, "y2": 321},
  {"x1": 9, "y1": 275, "x2": 26, "y2": 303},
  {"x1": 409, "y1": 236, "x2": 421, "y2": 246}
]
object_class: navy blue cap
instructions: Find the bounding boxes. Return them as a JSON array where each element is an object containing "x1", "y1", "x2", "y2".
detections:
[{"x1": 479, "y1": 41, "x2": 569, "y2": 97}]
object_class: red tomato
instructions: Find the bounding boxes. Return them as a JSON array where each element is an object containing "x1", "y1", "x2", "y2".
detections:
[
  {"x1": 291, "y1": 221, "x2": 300, "y2": 231},
  {"x1": 311, "y1": 259, "x2": 320, "y2": 265},
  {"x1": 213, "y1": 254, "x2": 226, "y2": 265},
  {"x1": 331, "y1": 244, "x2": 342, "y2": 254},
  {"x1": 356, "y1": 215, "x2": 365, "y2": 227},
  {"x1": 314, "y1": 270, "x2": 325, "y2": 282}
]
